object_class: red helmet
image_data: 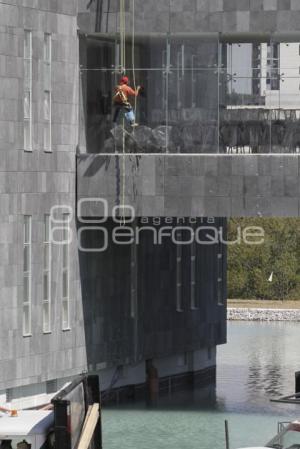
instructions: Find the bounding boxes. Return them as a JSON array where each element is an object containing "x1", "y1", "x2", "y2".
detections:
[{"x1": 120, "y1": 76, "x2": 129, "y2": 85}]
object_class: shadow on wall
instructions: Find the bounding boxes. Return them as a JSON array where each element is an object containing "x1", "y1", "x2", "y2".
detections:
[{"x1": 77, "y1": 218, "x2": 227, "y2": 381}]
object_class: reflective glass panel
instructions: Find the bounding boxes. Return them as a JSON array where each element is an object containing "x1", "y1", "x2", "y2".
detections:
[
  {"x1": 23, "y1": 302, "x2": 31, "y2": 337},
  {"x1": 168, "y1": 68, "x2": 219, "y2": 153},
  {"x1": 43, "y1": 301, "x2": 51, "y2": 333},
  {"x1": 24, "y1": 245, "x2": 30, "y2": 272},
  {"x1": 62, "y1": 299, "x2": 69, "y2": 329},
  {"x1": 221, "y1": 39, "x2": 300, "y2": 153},
  {"x1": 43, "y1": 272, "x2": 49, "y2": 301},
  {"x1": 23, "y1": 275, "x2": 30, "y2": 302},
  {"x1": 44, "y1": 91, "x2": 50, "y2": 120},
  {"x1": 63, "y1": 270, "x2": 69, "y2": 298},
  {"x1": 24, "y1": 30, "x2": 32, "y2": 59},
  {"x1": 44, "y1": 33, "x2": 51, "y2": 62},
  {"x1": 24, "y1": 91, "x2": 31, "y2": 119},
  {"x1": 24, "y1": 216, "x2": 31, "y2": 243},
  {"x1": 80, "y1": 34, "x2": 300, "y2": 154}
]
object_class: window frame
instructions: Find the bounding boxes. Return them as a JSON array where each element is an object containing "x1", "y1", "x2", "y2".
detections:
[
  {"x1": 43, "y1": 33, "x2": 52, "y2": 152},
  {"x1": 42, "y1": 214, "x2": 52, "y2": 334},
  {"x1": 62, "y1": 214, "x2": 70, "y2": 330},
  {"x1": 176, "y1": 231, "x2": 183, "y2": 312},
  {"x1": 190, "y1": 223, "x2": 198, "y2": 310},
  {"x1": 217, "y1": 241, "x2": 224, "y2": 306},
  {"x1": 23, "y1": 215, "x2": 32, "y2": 336},
  {"x1": 24, "y1": 30, "x2": 33, "y2": 152},
  {"x1": 190, "y1": 244, "x2": 197, "y2": 310},
  {"x1": 130, "y1": 240, "x2": 137, "y2": 319}
]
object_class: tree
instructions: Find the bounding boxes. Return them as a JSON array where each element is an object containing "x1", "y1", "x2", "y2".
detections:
[{"x1": 227, "y1": 218, "x2": 300, "y2": 300}]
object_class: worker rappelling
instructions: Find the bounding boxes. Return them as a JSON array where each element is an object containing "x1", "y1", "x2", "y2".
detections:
[{"x1": 112, "y1": 76, "x2": 141, "y2": 127}]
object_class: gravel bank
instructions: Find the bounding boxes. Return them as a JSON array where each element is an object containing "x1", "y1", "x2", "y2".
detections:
[{"x1": 228, "y1": 308, "x2": 300, "y2": 322}]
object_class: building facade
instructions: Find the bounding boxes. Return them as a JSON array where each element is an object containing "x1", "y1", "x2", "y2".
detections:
[
  {"x1": 1, "y1": 0, "x2": 300, "y2": 408},
  {"x1": 0, "y1": 0, "x2": 87, "y2": 407}
]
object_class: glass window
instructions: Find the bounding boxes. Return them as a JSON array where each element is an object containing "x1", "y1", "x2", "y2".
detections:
[
  {"x1": 207, "y1": 347, "x2": 212, "y2": 360},
  {"x1": 23, "y1": 245, "x2": 30, "y2": 272},
  {"x1": 44, "y1": 91, "x2": 50, "y2": 121},
  {"x1": 62, "y1": 214, "x2": 70, "y2": 330},
  {"x1": 81, "y1": 33, "x2": 300, "y2": 154},
  {"x1": 23, "y1": 275, "x2": 30, "y2": 303},
  {"x1": 221, "y1": 37, "x2": 300, "y2": 154},
  {"x1": 24, "y1": 60, "x2": 31, "y2": 87},
  {"x1": 23, "y1": 216, "x2": 32, "y2": 336},
  {"x1": 177, "y1": 353, "x2": 187, "y2": 367},
  {"x1": 44, "y1": 33, "x2": 52, "y2": 151},
  {"x1": 24, "y1": 91, "x2": 31, "y2": 119},
  {"x1": 62, "y1": 299, "x2": 69, "y2": 331},
  {"x1": 0, "y1": 437, "x2": 35, "y2": 448},
  {"x1": 217, "y1": 242, "x2": 223, "y2": 305},
  {"x1": 176, "y1": 231, "x2": 183, "y2": 312},
  {"x1": 44, "y1": 33, "x2": 51, "y2": 63},
  {"x1": 130, "y1": 241, "x2": 137, "y2": 319},
  {"x1": 24, "y1": 30, "x2": 32, "y2": 59},
  {"x1": 24, "y1": 30, "x2": 32, "y2": 151},
  {"x1": 43, "y1": 215, "x2": 51, "y2": 333},
  {"x1": 43, "y1": 90, "x2": 51, "y2": 151},
  {"x1": 43, "y1": 301, "x2": 51, "y2": 334},
  {"x1": 190, "y1": 237, "x2": 197, "y2": 309},
  {"x1": 267, "y1": 423, "x2": 300, "y2": 449}
]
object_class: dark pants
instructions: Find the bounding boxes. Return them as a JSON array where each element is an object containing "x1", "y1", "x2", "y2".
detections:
[{"x1": 113, "y1": 103, "x2": 135, "y2": 125}]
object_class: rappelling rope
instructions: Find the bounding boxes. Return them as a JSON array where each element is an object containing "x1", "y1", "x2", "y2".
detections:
[
  {"x1": 120, "y1": 0, "x2": 126, "y2": 73},
  {"x1": 121, "y1": 116, "x2": 126, "y2": 225},
  {"x1": 120, "y1": 0, "x2": 126, "y2": 225},
  {"x1": 132, "y1": 0, "x2": 137, "y2": 122},
  {"x1": 119, "y1": 0, "x2": 137, "y2": 225}
]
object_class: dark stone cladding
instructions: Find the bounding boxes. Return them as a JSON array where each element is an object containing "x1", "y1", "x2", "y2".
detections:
[
  {"x1": 77, "y1": 154, "x2": 300, "y2": 218},
  {"x1": 77, "y1": 0, "x2": 300, "y2": 35},
  {"x1": 78, "y1": 218, "x2": 227, "y2": 374},
  {"x1": 101, "y1": 366, "x2": 216, "y2": 405}
]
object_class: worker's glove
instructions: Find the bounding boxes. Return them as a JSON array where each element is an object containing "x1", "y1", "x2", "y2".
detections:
[{"x1": 139, "y1": 86, "x2": 146, "y2": 97}]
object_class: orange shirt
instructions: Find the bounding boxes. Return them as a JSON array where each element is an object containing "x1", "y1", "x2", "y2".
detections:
[{"x1": 114, "y1": 84, "x2": 139, "y2": 104}]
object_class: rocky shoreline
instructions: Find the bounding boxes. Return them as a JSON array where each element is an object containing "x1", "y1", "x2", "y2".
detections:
[{"x1": 228, "y1": 308, "x2": 300, "y2": 322}]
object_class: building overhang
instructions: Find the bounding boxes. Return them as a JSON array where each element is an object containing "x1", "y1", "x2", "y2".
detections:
[{"x1": 77, "y1": 154, "x2": 300, "y2": 218}]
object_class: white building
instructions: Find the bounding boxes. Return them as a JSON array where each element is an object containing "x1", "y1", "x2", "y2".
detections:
[
  {"x1": 227, "y1": 41, "x2": 300, "y2": 110},
  {"x1": 261, "y1": 42, "x2": 300, "y2": 109}
]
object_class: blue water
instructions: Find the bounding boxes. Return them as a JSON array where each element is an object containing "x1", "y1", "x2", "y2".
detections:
[{"x1": 102, "y1": 322, "x2": 300, "y2": 449}]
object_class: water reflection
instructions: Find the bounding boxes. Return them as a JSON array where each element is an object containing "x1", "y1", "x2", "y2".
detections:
[
  {"x1": 247, "y1": 336, "x2": 284, "y2": 396},
  {"x1": 103, "y1": 322, "x2": 300, "y2": 449},
  {"x1": 218, "y1": 321, "x2": 300, "y2": 414}
]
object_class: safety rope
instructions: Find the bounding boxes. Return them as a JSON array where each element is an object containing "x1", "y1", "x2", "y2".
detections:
[
  {"x1": 119, "y1": 0, "x2": 137, "y2": 225},
  {"x1": 121, "y1": 116, "x2": 126, "y2": 225},
  {"x1": 120, "y1": 0, "x2": 126, "y2": 73},
  {"x1": 120, "y1": 0, "x2": 126, "y2": 225},
  {"x1": 132, "y1": 0, "x2": 137, "y2": 121}
]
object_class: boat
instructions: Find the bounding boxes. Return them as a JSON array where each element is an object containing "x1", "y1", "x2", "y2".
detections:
[
  {"x1": 0, "y1": 375, "x2": 101, "y2": 449},
  {"x1": 0, "y1": 409, "x2": 54, "y2": 449},
  {"x1": 237, "y1": 420, "x2": 300, "y2": 449}
]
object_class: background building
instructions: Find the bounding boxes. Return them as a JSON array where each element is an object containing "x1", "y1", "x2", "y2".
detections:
[{"x1": 227, "y1": 41, "x2": 300, "y2": 109}]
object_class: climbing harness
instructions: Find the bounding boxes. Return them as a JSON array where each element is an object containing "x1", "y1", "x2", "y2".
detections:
[{"x1": 113, "y1": 85, "x2": 131, "y2": 107}]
